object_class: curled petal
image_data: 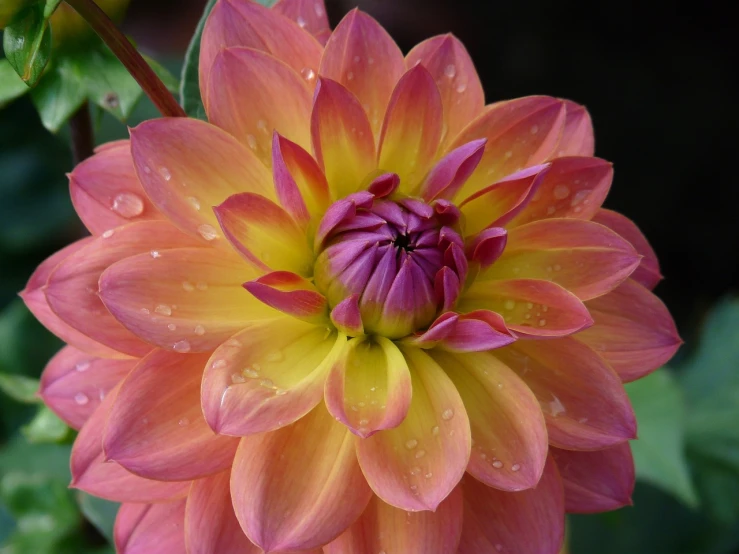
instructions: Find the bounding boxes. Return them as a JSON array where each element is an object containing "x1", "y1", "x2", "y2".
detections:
[
  {"x1": 434, "y1": 267, "x2": 461, "y2": 312},
  {"x1": 577, "y1": 279, "x2": 682, "y2": 382},
  {"x1": 357, "y1": 347, "x2": 471, "y2": 511},
  {"x1": 201, "y1": 317, "x2": 345, "y2": 436},
  {"x1": 420, "y1": 139, "x2": 487, "y2": 202},
  {"x1": 114, "y1": 500, "x2": 187, "y2": 554},
  {"x1": 244, "y1": 271, "x2": 328, "y2": 323},
  {"x1": 319, "y1": 9, "x2": 405, "y2": 136},
  {"x1": 325, "y1": 489, "x2": 463, "y2": 554},
  {"x1": 314, "y1": 190, "x2": 375, "y2": 250},
  {"x1": 273, "y1": 0, "x2": 330, "y2": 40},
  {"x1": 409, "y1": 311, "x2": 514, "y2": 353},
  {"x1": 231, "y1": 403, "x2": 373, "y2": 552},
  {"x1": 39, "y1": 346, "x2": 134, "y2": 430},
  {"x1": 466, "y1": 226, "x2": 507, "y2": 269},
  {"x1": 550, "y1": 443, "x2": 635, "y2": 513},
  {"x1": 495, "y1": 339, "x2": 637, "y2": 449},
  {"x1": 555, "y1": 99, "x2": 595, "y2": 157},
  {"x1": 325, "y1": 336, "x2": 411, "y2": 437},
  {"x1": 330, "y1": 293, "x2": 364, "y2": 336}
]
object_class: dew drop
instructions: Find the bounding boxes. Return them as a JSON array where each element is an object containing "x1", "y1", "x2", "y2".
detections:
[
  {"x1": 441, "y1": 408, "x2": 455, "y2": 421},
  {"x1": 178, "y1": 417, "x2": 189, "y2": 426},
  {"x1": 546, "y1": 205, "x2": 556, "y2": 215},
  {"x1": 155, "y1": 304, "x2": 172, "y2": 316},
  {"x1": 296, "y1": 15, "x2": 306, "y2": 27},
  {"x1": 186, "y1": 196, "x2": 201, "y2": 211},
  {"x1": 275, "y1": 389, "x2": 288, "y2": 396},
  {"x1": 74, "y1": 392, "x2": 89, "y2": 405},
  {"x1": 511, "y1": 463, "x2": 521, "y2": 472},
  {"x1": 173, "y1": 340, "x2": 191, "y2": 353},
  {"x1": 182, "y1": 281, "x2": 195, "y2": 292},
  {"x1": 553, "y1": 264, "x2": 562, "y2": 271},
  {"x1": 504, "y1": 150, "x2": 513, "y2": 159},
  {"x1": 431, "y1": 425, "x2": 440, "y2": 436},
  {"x1": 243, "y1": 368, "x2": 259, "y2": 378},
  {"x1": 314, "y1": 2, "x2": 324, "y2": 17},
  {"x1": 405, "y1": 439, "x2": 418, "y2": 450},
  {"x1": 359, "y1": 418, "x2": 369, "y2": 426},
  {"x1": 538, "y1": 319, "x2": 547, "y2": 326},
  {"x1": 75, "y1": 361, "x2": 90, "y2": 372},
  {"x1": 102, "y1": 229, "x2": 114, "y2": 238},
  {"x1": 492, "y1": 460, "x2": 504, "y2": 469},
  {"x1": 167, "y1": 323, "x2": 177, "y2": 331},
  {"x1": 111, "y1": 192, "x2": 144, "y2": 218},
  {"x1": 553, "y1": 184, "x2": 570, "y2": 200},
  {"x1": 301, "y1": 67, "x2": 316, "y2": 81},
  {"x1": 150, "y1": 250, "x2": 161, "y2": 258},
  {"x1": 444, "y1": 64, "x2": 457, "y2": 78},
  {"x1": 212, "y1": 359, "x2": 227, "y2": 370},
  {"x1": 231, "y1": 373, "x2": 246, "y2": 384},
  {"x1": 504, "y1": 299, "x2": 516, "y2": 310},
  {"x1": 194, "y1": 325, "x2": 205, "y2": 336},
  {"x1": 266, "y1": 350, "x2": 284, "y2": 362},
  {"x1": 415, "y1": 449, "x2": 426, "y2": 459},
  {"x1": 456, "y1": 81, "x2": 468, "y2": 93},
  {"x1": 410, "y1": 466, "x2": 421, "y2": 476},
  {"x1": 159, "y1": 167, "x2": 171, "y2": 181},
  {"x1": 197, "y1": 224, "x2": 218, "y2": 241},
  {"x1": 424, "y1": 472, "x2": 433, "y2": 479},
  {"x1": 353, "y1": 55, "x2": 361, "y2": 63},
  {"x1": 530, "y1": 124, "x2": 539, "y2": 134},
  {"x1": 246, "y1": 134, "x2": 258, "y2": 150},
  {"x1": 347, "y1": 71, "x2": 354, "y2": 81},
  {"x1": 196, "y1": 281, "x2": 209, "y2": 291},
  {"x1": 260, "y1": 378, "x2": 276, "y2": 389}
]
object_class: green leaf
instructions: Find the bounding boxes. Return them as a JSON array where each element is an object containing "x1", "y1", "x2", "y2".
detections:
[
  {"x1": 0, "y1": 373, "x2": 39, "y2": 403},
  {"x1": 42, "y1": 0, "x2": 62, "y2": 19},
  {"x1": 30, "y1": 55, "x2": 86, "y2": 132},
  {"x1": 0, "y1": 59, "x2": 30, "y2": 107},
  {"x1": 76, "y1": 493, "x2": 118, "y2": 544},
  {"x1": 21, "y1": 405, "x2": 70, "y2": 444},
  {"x1": 2, "y1": 3, "x2": 52, "y2": 86},
  {"x1": 626, "y1": 369, "x2": 699, "y2": 507}
]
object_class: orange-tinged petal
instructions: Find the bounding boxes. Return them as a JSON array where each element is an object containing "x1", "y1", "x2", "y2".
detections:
[
  {"x1": 185, "y1": 471, "x2": 260, "y2": 554},
  {"x1": 450, "y1": 96, "x2": 566, "y2": 199},
  {"x1": 507, "y1": 156, "x2": 613, "y2": 227},
  {"x1": 554, "y1": 99, "x2": 595, "y2": 157},
  {"x1": 432, "y1": 350, "x2": 548, "y2": 492},
  {"x1": 459, "y1": 279, "x2": 593, "y2": 338},
  {"x1": 356, "y1": 347, "x2": 471, "y2": 511},
  {"x1": 495, "y1": 339, "x2": 637, "y2": 449},
  {"x1": 39, "y1": 345, "x2": 134, "y2": 430},
  {"x1": 481, "y1": 218, "x2": 641, "y2": 301},
  {"x1": 378, "y1": 65, "x2": 443, "y2": 191},
  {"x1": 311, "y1": 78, "x2": 377, "y2": 199},
  {"x1": 207, "y1": 47, "x2": 312, "y2": 164},
  {"x1": 199, "y1": 0, "x2": 322, "y2": 108},
  {"x1": 104, "y1": 350, "x2": 238, "y2": 481},
  {"x1": 69, "y1": 141, "x2": 163, "y2": 235},
  {"x1": 325, "y1": 489, "x2": 463, "y2": 554},
  {"x1": 325, "y1": 336, "x2": 412, "y2": 438},
  {"x1": 273, "y1": 0, "x2": 330, "y2": 40},
  {"x1": 99, "y1": 247, "x2": 272, "y2": 353},
  {"x1": 130, "y1": 118, "x2": 273, "y2": 244},
  {"x1": 201, "y1": 317, "x2": 345, "y2": 436},
  {"x1": 458, "y1": 457, "x2": 565, "y2": 554},
  {"x1": 244, "y1": 271, "x2": 328, "y2": 323},
  {"x1": 45, "y1": 221, "x2": 199, "y2": 357},
  {"x1": 115, "y1": 500, "x2": 187, "y2": 554},
  {"x1": 592, "y1": 208, "x2": 662, "y2": 290},
  {"x1": 319, "y1": 9, "x2": 405, "y2": 136},
  {"x1": 406, "y1": 34, "x2": 485, "y2": 147},
  {"x1": 577, "y1": 279, "x2": 681, "y2": 382},
  {"x1": 231, "y1": 402, "x2": 373, "y2": 552},
  {"x1": 214, "y1": 192, "x2": 313, "y2": 275}
]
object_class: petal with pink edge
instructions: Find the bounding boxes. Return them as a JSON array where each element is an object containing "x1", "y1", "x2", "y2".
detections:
[
  {"x1": 244, "y1": 271, "x2": 328, "y2": 323},
  {"x1": 378, "y1": 65, "x2": 443, "y2": 191},
  {"x1": 592, "y1": 208, "x2": 662, "y2": 290},
  {"x1": 46, "y1": 221, "x2": 199, "y2": 357},
  {"x1": 319, "y1": 9, "x2": 405, "y2": 136},
  {"x1": 481, "y1": 218, "x2": 641, "y2": 301},
  {"x1": 577, "y1": 279, "x2": 682, "y2": 382},
  {"x1": 199, "y1": 0, "x2": 322, "y2": 107},
  {"x1": 104, "y1": 350, "x2": 238, "y2": 481},
  {"x1": 114, "y1": 500, "x2": 186, "y2": 554},
  {"x1": 325, "y1": 336, "x2": 411, "y2": 438},
  {"x1": 325, "y1": 488, "x2": 463, "y2": 554},
  {"x1": 495, "y1": 339, "x2": 637, "y2": 449},
  {"x1": 202, "y1": 317, "x2": 345, "y2": 436},
  {"x1": 274, "y1": 0, "x2": 330, "y2": 39},
  {"x1": 99, "y1": 247, "x2": 272, "y2": 353},
  {"x1": 554, "y1": 99, "x2": 596, "y2": 157},
  {"x1": 458, "y1": 457, "x2": 565, "y2": 554},
  {"x1": 551, "y1": 443, "x2": 635, "y2": 513},
  {"x1": 507, "y1": 156, "x2": 613, "y2": 227},
  {"x1": 231, "y1": 402, "x2": 373, "y2": 552},
  {"x1": 207, "y1": 47, "x2": 312, "y2": 164},
  {"x1": 407, "y1": 311, "x2": 515, "y2": 353},
  {"x1": 130, "y1": 118, "x2": 273, "y2": 243},
  {"x1": 459, "y1": 278, "x2": 593, "y2": 338},
  {"x1": 450, "y1": 96, "x2": 566, "y2": 200},
  {"x1": 214, "y1": 192, "x2": 313, "y2": 275},
  {"x1": 406, "y1": 34, "x2": 485, "y2": 147},
  {"x1": 69, "y1": 141, "x2": 164, "y2": 235},
  {"x1": 357, "y1": 347, "x2": 471, "y2": 511},
  {"x1": 311, "y1": 78, "x2": 377, "y2": 199},
  {"x1": 432, "y1": 350, "x2": 548, "y2": 491},
  {"x1": 39, "y1": 345, "x2": 134, "y2": 429},
  {"x1": 419, "y1": 138, "x2": 486, "y2": 201}
]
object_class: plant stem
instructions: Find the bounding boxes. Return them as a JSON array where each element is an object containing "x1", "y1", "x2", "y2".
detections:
[
  {"x1": 69, "y1": 101, "x2": 94, "y2": 163},
  {"x1": 63, "y1": 0, "x2": 185, "y2": 118}
]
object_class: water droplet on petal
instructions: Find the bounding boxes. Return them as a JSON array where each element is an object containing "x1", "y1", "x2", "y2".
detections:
[
  {"x1": 456, "y1": 81, "x2": 468, "y2": 93},
  {"x1": 266, "y1": 350, "x2": 283, "y2": 362},
  {"x1": 186, "y1": 196, "x2": 201, "y2": 211},
  {"x1": 167, "y1": 323, "x2": 177, "y2": 331},
  {"x1": 178, "y1": 417, "x2": 189, "y2": 426},
  {"x1": 173, "y1": 340, "x2": 191, "y2": 353},
  {"x1": 182, "y1": 281, "x2": 195, "y2": 292},
  {"x1": 424, "y1": 472, "x2": 433, "y2": 479},
  {"x1": 441, "y1": 408, "x2": 455, "y2": 421},
  {"x1": 243, "y1": 368, "x2": 259, "y2": 378},
  {"x1": 405, "y1": 439, "x2": 418, "y2": 450},
  {"x1": 511, "y1": 463, "x2": 521, "y2": 472},
  {"x1": 530, "y1": 124, "x2": 539, "y2": 135},
  {"x1": 553, "y1": 184, "x2": 570, "y2": 200},
  {"x1": 296, "y1": 15, "x2": 306, "y2": 27},
  {"x1": 431, "y1": 425, "x2": 440, "y2": 435},
  {"x1": 150, "y1": 250, "x2": 161, "y2": 258},
  {"x1": 301, "y1": 67, "x2": 316, "y2": 81},
  {"x1": 155, "y1": 304, "x2": 172, "y2": 316},
  {"x1": 212, "y1": 359, "x2": 227, "y2": 370},
  {"x1": 196, "y1": 282, "x2": 209, "y2": 291},
  {"x1": 492, "y1": 460, "x2": 504, "y2": 469},
  {"x1": 538, "y1": 319, "x2": 547, "y2": 326},
  {"x1": 74, "y1": 392, "x2": 89, "y2": 405},
  {"x1": 314, "y1": 2, "x2": 324, "y2": 17},
  {"x1": 246, "y1": 134, "x2": 258, "y2": 150},
  {"x1": 347, "y1": 71, "x2": 354, "y2": 80},
  {"x1": 75, "y1": 361, "x2": 90, "y2": 372},
  {"x1": 159, "y1": 167, "x2": 171, "y2": 181},
  {"x1": 194, "y1": 325, "x2": 205, "y2": 336},
  {"x1": 111, "y1": 192, "x2": 144, "y2": 218},
  {"x1": 198, "y1": 224, "x2": 218, "y2": 241},
  {"x1": 444, "y1": 64, "x2": 457, "y2": 78},
  {"x1": 415, "y1": 450, "x2": 426, "y2": 459},
  {"x1": 359, "y1": 418, "x2": 369, "y2": 426},
  {"x1": 504, "y1": 299, "x2": 516, "y2": 310},
  {"x1": 102, "y1": 229, "x2": 114, "y2": 238},
  {"x1": 231, "y1": 373, "x2": 246, "y2": 384}
]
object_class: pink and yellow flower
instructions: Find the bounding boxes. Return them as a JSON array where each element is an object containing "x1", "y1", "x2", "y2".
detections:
[{"x1": 22, "y1": 1, "x2": 681, "y2": 552}]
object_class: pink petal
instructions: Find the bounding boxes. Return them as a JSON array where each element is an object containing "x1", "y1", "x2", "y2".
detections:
[
  {"x1": 319, "y1": 9, "x2": 405, "y2": 136},
  {"x1": 481, "y1": 218, "x2": 641, "y2": 300},
  {"x1": 577, "y1": 279, "x2": 682, "y2": 382},
  {"x1": 325, "y1": 489, "x2": 463, "y2": 554},
  {"x1": 130, "y1": 118, "x2": 273, "y2": 243},
  {"x1": 330, "y1": 293, "x2": 364, "y2": 336},
  {"x1": 495, "y1": 339, "x2": 637, "y2": 449},
  {"x1": 311, "y1": 77, "x2": 377, "y2": 199},
  {"x1": 273, "y1": 0, "x2": 330, "y2": 40},
  {"x1": 433, "y1": 350, "x2": 548, "y2": 492},
  {"x1": 186, "y1": 471, "x2": 260, "y2": 554},
  {"x1": 356, "y1": 347, "x2": 471, "y2": 511},
  {"x1": 411, "y1": 311, "x2": 515, "y2": 353},
  {"x1": 554, "y1": 99, "x2": 595, "y2": 157},
  {"x1": 99, "y1": 247, "x2": 273, "y2": 353},
  {"x1": 114, "y1": 500, "x2": 187, "y2": 554},
  {"x1": 325, "y1": 336, "x2": 411, "y2": 438},
  {"x1": 592, "y1": 208, "x2": 662, "y2": 290},
  {"x1": 39, "y1": 345, "x2": 134, "y2": 429},
  {"x1": 201, "y1": 317, "x2": 345, "y2": 436},
  {"x1": 406, "y1": 34, "x2": 485, "y2": 147},
  {"x1": 550, "y1": 443, "x2": 635, "y2": 513},
  {"x1": 45, "y1": 221, "x2": 199, "y2": 357},
  {"x1": 69, "y1": 141, "x2": 164, "y2": 235},
  {"x1": 104, "y1": 350, "x2": 238, "y2": 481},
  {"x1": 458, "y1": 456, "x2": 565, "y2": 554},
  {"x1": 244, "y1": 271, "x2": 328, "y2": 323},
  {"x1": 449, "y1": 96, "x2": 566, "y2": 200},
  {"x1": 231, "y1": 403, "x2": 373, "y2": 551},
  {"x1": 419, "y1": 139, "x2": 487, "y2": 201},
  {"x1": 466, "y1": 226, "x2": 508, "y2": 269}
]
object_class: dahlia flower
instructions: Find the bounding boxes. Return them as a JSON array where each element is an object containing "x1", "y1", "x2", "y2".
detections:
[{"x1": 22, "y1": 0, "x2": 681, "y2": 552}]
